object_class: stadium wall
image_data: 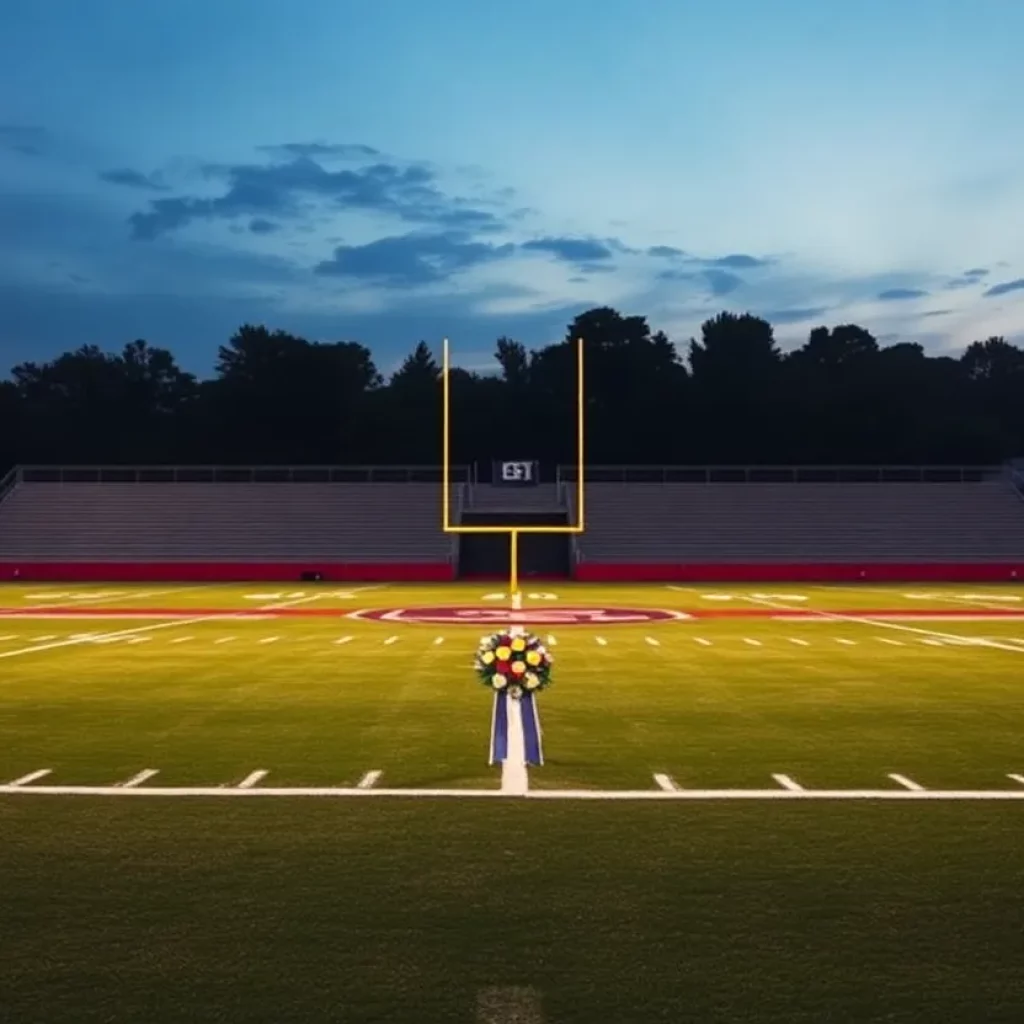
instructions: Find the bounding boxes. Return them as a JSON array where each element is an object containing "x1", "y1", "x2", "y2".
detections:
[
  {"x1": 575, "y1": 563, "x2": 1023, "y2": 582},
  {"x1": 0, "y1": 562, "x2": 454, "y2": 583}
]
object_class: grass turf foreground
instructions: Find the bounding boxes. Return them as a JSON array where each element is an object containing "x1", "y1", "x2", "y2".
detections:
[{"x1": 2, "y1": 799, "x2": 1023, "y2": 1023}]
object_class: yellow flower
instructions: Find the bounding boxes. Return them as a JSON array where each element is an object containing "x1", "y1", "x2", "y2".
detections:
[
  {"x1": 525, "y1": 650, "x2": 541, "y2": 666},
  {"x1": 495, "y1": 645, "x2": 512, "y2": 661},
  {"x1": 510, "y1": 637, "x2": 526, "y2": 652},
  {"x1": 491, "y1": 673, "x2": 507, "y2": 689},
  {"x1": 481, "y1": 650, "x2": 495, "y2": 664},
  {"x1": 510, "y1": 660, "x2": 526, "y2": 675},
  {"x1": 524, "y1": 672, "x2": 540, "y2": 689}
]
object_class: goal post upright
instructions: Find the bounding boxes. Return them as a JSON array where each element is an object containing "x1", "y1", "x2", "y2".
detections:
[{"x1": 442, "y1": 337, "x2": 585, "y2": 592}]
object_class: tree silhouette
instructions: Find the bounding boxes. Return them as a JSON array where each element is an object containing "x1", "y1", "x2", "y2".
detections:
[{"x1": 1, "y1": 307, "x2": 1022, "y2": 473}]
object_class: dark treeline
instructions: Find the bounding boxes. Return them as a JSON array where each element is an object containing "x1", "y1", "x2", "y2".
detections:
[{"x1": 1, "y1": 307, "x2": 1022, "y2": 473}]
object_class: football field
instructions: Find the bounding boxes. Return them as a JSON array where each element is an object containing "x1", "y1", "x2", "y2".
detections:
[{"x1": 2, "y1": 582, "x2": 1024, "y2": 1021}]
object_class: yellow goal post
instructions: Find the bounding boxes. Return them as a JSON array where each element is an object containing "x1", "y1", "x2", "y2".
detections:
[{"x1": 441, "y1": 337, "x2": 585, "y2": 593}]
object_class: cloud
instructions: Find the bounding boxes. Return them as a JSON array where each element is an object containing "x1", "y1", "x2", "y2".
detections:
[
  {"x1": 257, "y1": 142, "x2": 382, "y2": 160},
  {"x1": 128, "y1": 151, "x2": 505, "y2": 240},
  {"x1": 702, "y1": 269, "x2": 744, "y2": 296},
  {"x1": 648, "y1": 245, "x2": 686, "y2": 259},
  {"x1": 761, "y1": 307, "x2": 828, "y2": 324},
  {"x1": 703, "y1": 253, "x2": 771, "y2": 269},
  {"x1": 248, "y1": 218, "x2": 280, "y2": 235},
  {"x1": 0, "y1": 124, "x2": 48, "y2": 156},
  {"x1": 99, "y1": 168, "x2": 167, "y2": 191},
  {"x1": 922, "y1": 309, "x2": 953, "y2": 317},
  {"x1": 878, "y1": 288, "x2": 928, "y2": 301},
  {"x1": 963, "y1": 267, "x2": 989, "y2": 278},
  {"x1": 521, "y1": 236, "x2": 615, "y2": 266},
  {"x1": 982, "y1": 278, "x2": 1024, "y2": 298},
  {"x1": 314, "y1": 232, "x2": 516, "y2": 286}
]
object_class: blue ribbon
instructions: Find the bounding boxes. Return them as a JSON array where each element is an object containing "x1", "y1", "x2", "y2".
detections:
[{"x1": 489, "y1": 691, "x2": 544, "y2": 766}]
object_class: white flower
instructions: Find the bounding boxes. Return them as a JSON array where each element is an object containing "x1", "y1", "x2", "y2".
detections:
[{"x1": 508, "y1": 684, "x2": 523, "y2": 699}]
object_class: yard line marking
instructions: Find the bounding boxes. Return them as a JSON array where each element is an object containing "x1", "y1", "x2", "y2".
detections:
[
  {"x1": 433, "y1": 636, "x2": 445, "y2": 645},
  {"x1": 889, "y1": 773, "x2": 925, "y2": 791},
  {"x1": 742, "y1": 637, "x2": 762, "y2": 646},
  {"x1": 772, "y1": 773, "x2": 803, "y2": 791},
  {"x1": 835, "y1": 638, "x2": 857, "y2": 645},
  {"x1": 788, "y1": 637, "x2": 809, "y2": 646},
  {"x1": 17, "y1": 585, "x2": 211, "y2": 612},
  {"x1": 383, "y1": 635, "x2": 399, "y2": 645},
  {"x1": 0, "y1": 610, "x2": 301, "y2": 664},
  {"x1": 596, "y1": 636, "x2": 608, "y2": 645},
  {"x1": 258, "y1": 636, "x2": 280, "y2": 644},
  {"x1": 169, "y1": 636, "x2": 193, "y2": 644},
  {"x1": 695, "y1": 637, "x2": 712, "y2": 646},
  {"x1": 545, "y1": 634, "x2": 557, "y2": 646},
  {"x1": 875, "y1": 637, "x2": 904, "y2": 646},
  {"x1": 476, "y1": 986, "x2": 544, "y2": 1024},
  {"x1": 27, "y1": 635, "x2": 57, "y2": 642},
  {"x1": 214, "y1": 636, "x2": 235, "y2": 644},
  {"x1": 238, "y1": 770, "x2": 269, "y2": 789},
  {"x1": 7, "y1": 785, "x2": 1024, "y2": 800},
  {"x1": 119, "y1": 769, "x2": 159, "y2": 788},
  {"x1": 357, "y1": 770, "x2": 383, "y2": 789},
  {"x1": 1008, "y1": 774, "x2": 1024, "y2": 786},
  {"x1": 0, "y1": 635, "x2": 16, "y2": 641},
  {"x1": 645, "y1": 636, "x2": 660, "y2": 646},
  {"x1": 743, "y1": 595, "x2": 1024, "y2": 654},
  {"x1": 653, "y1": 773, "x2": 678, "y2": 791},
  {"x1": 920, "y1": 638, "x2": 943, "y2": 646},
  {"x1": 7, "y1": 769, "x2": 52, "y2": 787},
  {"x1": 333, "y1": 636, "x2": 353, "y2": 645},
  {"x1": 126, "y1": 636, "x2": 152, "y2": 644}
]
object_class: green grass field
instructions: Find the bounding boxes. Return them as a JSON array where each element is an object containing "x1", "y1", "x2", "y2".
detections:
[{"x1": 2, "y1": 582, "x2": 1024, "y2": 1021}]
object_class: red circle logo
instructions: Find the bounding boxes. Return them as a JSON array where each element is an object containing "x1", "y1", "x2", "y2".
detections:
[{"x1": 349, "y1": 606, "x2": 689, "y2": 625}]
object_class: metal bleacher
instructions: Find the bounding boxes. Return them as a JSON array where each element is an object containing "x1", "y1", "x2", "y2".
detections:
[
  {"x1": 0, "y1": 466, "x2": 465, "y2": 563},
  {"x1": 560, "y1": 465, "x2": 1024, "y2": 564}
]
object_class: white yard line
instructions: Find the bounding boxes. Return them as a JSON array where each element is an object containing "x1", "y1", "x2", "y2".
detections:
[
  {"x1": 744, "y1": 594, "x2": 1024, "y2": 653},
  {"x1": 258, "y1": 636, "x2": 280, "y2": 645},
  {"x1": 4, "y1": 785, "x2": 1024, "y2": 800},
  {"x1": 357, "y1": 770, "x2": 383, "y2": 789},
  {"x1": 238, "y1": 770, "x2": 268, "y2": 789},
  {"x1": 645, "y1": 636, "x2": 660, "y2": 646},
  {"x1": 1008, "y1": 774, "x2": 1024, "y2": 786},
  {"x1": 12, "y1": 585, "x2": 211, "y2": 612},
  {"x1": 333, "y1": 636, "x2": 353, "y2": 645},
  {"x1": 596, "y1": 636, "x2": 608, "y2": 645},
  {"x1": 888, "y1": 773, "x2": 925, "y2": 791},
  {"x1": 772, "y1": 773, "x2": 804, "y2": 791},
  {"x1": 788, "y1": 638, "x2": 809, "y2": 646},
  {"x1": 476, "y1": 986, "x2": 545, "y2": 1024},
  {"x1": 694, "y1": 637, "x2": 712, "y2": 646},
  {"x1": 742, "y1": 637, "x2": 762, "y2": 646},
  {"x1": 433, "y1": 636, "x2": 445, "y2": 645},
  {"x1": 383, "y1": 636, "x2": 399, "y2": 645},
  {"x1": 809, "y1": 584, "x2": 1024, "y2": 614},
  {"x1": 7, "y1": 769, "x2": 51, "y2": 786},
  {"x1": 653, "y1": 773, "x2": 678, "y2": 791},
  {"x1": 0, "y1": 614, "x2": 244, "y2": 662},
  {"x1": 119, "y1": 769, "x2": 159, "y2": 788}
]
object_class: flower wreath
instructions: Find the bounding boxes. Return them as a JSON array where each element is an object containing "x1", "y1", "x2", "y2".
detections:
[{"x1": 475, "y1": 630, "x2": 552, "y2": 699}]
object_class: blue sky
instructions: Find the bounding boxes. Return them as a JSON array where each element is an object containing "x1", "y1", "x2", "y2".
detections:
[{"x1": 2, "y1": 0, "x2": 1023, "y2": 375}]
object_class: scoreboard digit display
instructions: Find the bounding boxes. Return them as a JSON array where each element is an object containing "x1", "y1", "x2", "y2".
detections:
[{"x1": 494, "y1": 460, "x2": 539, "y2": 486}]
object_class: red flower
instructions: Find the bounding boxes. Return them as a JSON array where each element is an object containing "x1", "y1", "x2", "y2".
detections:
[{"x1": 496, "y1": 661, "x2": 510, "y2": 675}]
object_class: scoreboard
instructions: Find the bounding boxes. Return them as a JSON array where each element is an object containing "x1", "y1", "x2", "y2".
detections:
[{"x1": 493, "y1": 460, "x2": 539, "y2": 486}]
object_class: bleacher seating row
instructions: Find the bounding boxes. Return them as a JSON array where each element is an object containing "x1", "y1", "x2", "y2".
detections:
[{"x1": 0, "y1": 474, "x2": 1021, "y2": 566}]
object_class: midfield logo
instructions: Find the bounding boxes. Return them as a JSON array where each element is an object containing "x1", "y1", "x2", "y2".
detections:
[{"x1": 350, "y1": 607, "x2": 689, "y2": 625}]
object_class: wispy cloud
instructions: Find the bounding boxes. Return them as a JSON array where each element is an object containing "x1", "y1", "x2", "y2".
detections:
[
  {"x1": 99, "y1": 168, "x2": 167, "y2": 191},
  {"x1": 878, "y1": 288, "x2": 929, "y2": 301},
  {"x1": 983, "y1": 278, "x2": 1024, "y2": 298},
  {"x1": 127, "y1": 146, "x2": 506, "y2": 240},
  {"x1": 0, "y1": 124, "x2": 49, "y2": 157}
]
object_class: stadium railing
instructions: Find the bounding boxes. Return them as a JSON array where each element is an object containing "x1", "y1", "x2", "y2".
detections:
[
  {"x1": 14, "y1": 465, "x2": 471, "y2": 483},
  {"x1": 555, "y1": 464, "x2": 1006, "y2": 484},
  {"x1": 0, "y1": 466, "x2": 18, "y2": 504}
]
